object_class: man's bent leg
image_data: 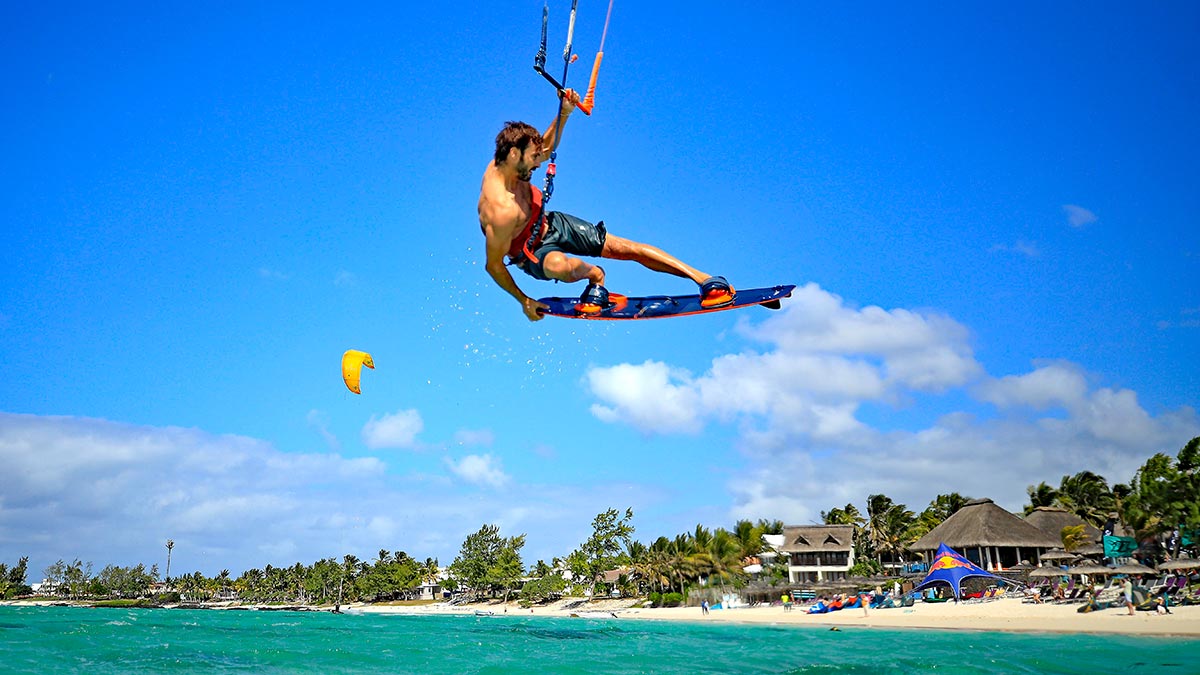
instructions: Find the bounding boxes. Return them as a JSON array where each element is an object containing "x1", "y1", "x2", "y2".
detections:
[
  {"x1": 600, "y1": 234, "x2": 708, "y2": 284},
  {"x1": 541, "y1": 251, "x2": 605, "y2": 285}
]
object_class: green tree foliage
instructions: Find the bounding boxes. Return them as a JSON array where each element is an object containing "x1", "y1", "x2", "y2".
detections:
[
  {"x1": 1055, "y1": 471, "x2": 1116, "y2": 527},
  {"x1": 1060, "y1": 524, "x2": 1088, "y2": 552},
  {"x1": 449, "y1": 524, "x2": 525, "y2": 600},
  {"x1": 92, "y1": 563, "x2": 156, "y2": 598},
  {"x1": 1024, "y1": 482, "x2": 1059, "y2": 515},
  {"x1": 0, "y1": 557, "x2": 31, "y2": 599},
  {"x1": 570, "y1": 508, "x2": 635, "y2": 597},
  {"x1": 518, "y1": 573, "x2": 567, "y2": 605},
  {"x1": 1120, "y1": 437, "x2": 1200, "y2": 556},
  {"x1": 866, "y1": 494, "x2": 916, "y2": 565},
  {"x1": 907, "y1": 493, "x2": 972, "y2": 542}
]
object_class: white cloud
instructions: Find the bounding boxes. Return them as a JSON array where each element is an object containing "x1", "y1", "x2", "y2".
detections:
[
  {"x1": 990, "y1": 240, "x2": 1041, "y2": 258},
  {"x1": 582, "y1": 284, "x2": 1200, "y2": 524},
  {"x1": 586, "y1": 284, "x2": 982, "y2": 438},
  {"x1": 445, "y1": 453, "x2": 510, "y2": 488},
  {"x1": 1063, "y1": 204, "x2": 1098, "y2": 228},
  {"x1": 975, "y1": 362, "x2": 1089, "y2": 410},
  {"x1": 587, "y1": 361, "x2": 701, "y2": 434},
  {"x1": 453, "y1": 428, "x2": 495, "y2": 447},
  {"x1": 0, "y1": 412, "x2": 660, "y2": 581},
  {"x1": 306, "y1": 409, "x2": 340, "y2": 451},
  {"x1": 362, "y1": 409, "x2": 423, "y2": 449}
]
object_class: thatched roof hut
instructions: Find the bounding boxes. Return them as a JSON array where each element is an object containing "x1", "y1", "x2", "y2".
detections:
[
  {"x1": 910, "y1": 498, "x2": 1061, "y2": 571},
  {"x1": 1023, "y1": 506, "x2": 1102, "y2": 542},
  {"x1": 779, "y1": 525, "x2": 855, "y2": 553}
]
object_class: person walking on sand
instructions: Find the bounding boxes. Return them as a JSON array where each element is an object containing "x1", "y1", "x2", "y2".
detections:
[
  {"x1": 701, "y1": 599, "x2": 709, "y2": 616},
  {"x1": 1123, "y1": 577, "x2": 1135, "y2": 615},
  {"x1": 477, "y1": 89, "x2": 736, "y2": 321}
]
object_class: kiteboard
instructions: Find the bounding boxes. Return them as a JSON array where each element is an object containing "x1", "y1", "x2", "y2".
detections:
[{"x1": 537, "y1": 284, "x2": 796, "y2": 320}]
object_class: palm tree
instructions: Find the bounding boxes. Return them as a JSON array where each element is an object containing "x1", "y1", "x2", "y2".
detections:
[
  {"x1": 866, "y1": 494, "x2": 915, "y2": 566},
  {"x1": 705, "y1": 529, "x2": 746, "y2": 591},
  {"x1": 1024, "y1": 482, "x2": 1058, "y2": 515},
  {"x1": 908, "y1": 493, "x2": 971, "y2": 542},
  {"x1": 165, "y1": 540, "x2": 174, "y2": 583},
  {"x1": 1056, "y1": 471, "x2": 1116, "y2": 527},
  {"x1": 732, "y1": 520, "x2": 765, "y2": 560},
  {"x1": 823, "y1": 503, "x2": 867, "y2": 560}
]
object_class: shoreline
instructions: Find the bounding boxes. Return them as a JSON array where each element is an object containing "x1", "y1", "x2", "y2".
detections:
[
  {"x1": 7, "y1": 597, "x2": 1200, "y2": 638},
  {"x1": 359, "y1": 597, "x2": 1200, "y2": 638}
]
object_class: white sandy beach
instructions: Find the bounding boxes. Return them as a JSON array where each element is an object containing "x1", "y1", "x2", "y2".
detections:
[
  {"x1": 353, "y1": 597, "x2": 1200, "y2": 637},
  {"x1": 8, "y1": 596, "x2": 1197, "y2": 637}
]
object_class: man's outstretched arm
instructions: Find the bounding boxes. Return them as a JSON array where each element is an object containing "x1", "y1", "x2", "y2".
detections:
[
  {"x1": 536, "y1": 88, "x2": 579, "y2": 162},
  {"x1": 483, "y1": 223, "x2": 547, "y2": 322}
]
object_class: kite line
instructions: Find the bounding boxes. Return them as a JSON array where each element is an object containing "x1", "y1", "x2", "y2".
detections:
[{"x1": 531, "y1": 0, "x2": 614, "y2": 211}]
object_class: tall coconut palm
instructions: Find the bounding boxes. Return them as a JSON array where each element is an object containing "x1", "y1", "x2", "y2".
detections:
[{"x1": 164, "y1": 540, "x2": 174, "y2": 583}]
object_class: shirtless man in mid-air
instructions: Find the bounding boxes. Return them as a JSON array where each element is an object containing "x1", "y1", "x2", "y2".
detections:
[{"x1": 477, "y1": 88, "x2": 734, "y2": 321}]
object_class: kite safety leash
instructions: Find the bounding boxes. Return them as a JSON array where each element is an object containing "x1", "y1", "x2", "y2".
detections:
[{"x1": 580, "y1": 0, "x2": 613, "y2": 114}]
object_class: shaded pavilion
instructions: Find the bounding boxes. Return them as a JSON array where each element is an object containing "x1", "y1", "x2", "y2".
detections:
[{"x1": 911, "y1": 499, "x2": 1061, "y2": 571}]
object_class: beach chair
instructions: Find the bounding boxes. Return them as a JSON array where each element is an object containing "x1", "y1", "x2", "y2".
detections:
[
  {"x1": 1052, "y1": 578, "x2": 1076, "y2": 603},
  {"x1": 1184, "y1": 585, "x2": 1200, "y2": 606},
  {"x1": 1166, "y1": 576, "x2": 1189, "y2": 603}
]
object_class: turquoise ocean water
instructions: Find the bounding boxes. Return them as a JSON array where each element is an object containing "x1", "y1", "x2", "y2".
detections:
[{"x1": 1, "y1": 605, "x2": 1195, "y2": 674}]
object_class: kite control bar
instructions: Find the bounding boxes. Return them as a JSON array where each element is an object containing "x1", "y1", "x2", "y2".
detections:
[{"x1": 534, "y1": 0, "x2": 611, "y2": 116}]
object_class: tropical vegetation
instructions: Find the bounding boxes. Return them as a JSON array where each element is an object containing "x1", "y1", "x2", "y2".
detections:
[{"x1": 9, "y1": 436, "x2": 1197, "y2": 606}]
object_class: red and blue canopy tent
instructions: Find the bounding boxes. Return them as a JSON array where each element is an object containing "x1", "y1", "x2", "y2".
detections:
[{"x1": 912, "y1": 543, "x2": 1019, "y2": 599}]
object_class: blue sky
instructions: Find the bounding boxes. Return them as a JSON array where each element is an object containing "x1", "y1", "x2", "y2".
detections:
[{"x1": 2, "y1": 2, "x2": 1198, "y2": 579}]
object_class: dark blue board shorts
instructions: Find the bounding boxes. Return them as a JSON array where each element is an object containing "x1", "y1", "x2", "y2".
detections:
[{"x1": 517, "y1": 211, "x2": 607, "y2": 281}]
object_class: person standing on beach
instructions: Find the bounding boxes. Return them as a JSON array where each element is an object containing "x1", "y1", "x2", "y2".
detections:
[
  {"x1": 1123, "y1": 577, "x2": 1135, "y2": 615},
  {"x1": 701, "y1": 599, "x2": 709, "y2": 615}
]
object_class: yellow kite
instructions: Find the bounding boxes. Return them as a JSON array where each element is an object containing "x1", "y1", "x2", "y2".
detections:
[{"x1": 341, "y1": 350, "x2": 374, "y2": 394}]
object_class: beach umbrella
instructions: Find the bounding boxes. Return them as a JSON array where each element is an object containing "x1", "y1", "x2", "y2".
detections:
[
  {"x1": 1076, "y1": 544, "x2": 1104, "y2": 557},
  {"x1": 1028, "y1": 567, "x2": 1067, "y2": 578},
  {"x1": 1067, "y1": 563, "x2": 1111, "y2": 576},
  {"x1": 1040, "y1": 550, "x2": 1077, "y2": 562},
  {"x1": 1111, "y1": 562, "x2": 1155, "y2": 576},
  {"x1": 1157, "y1": 559, "x2": 1200, "y2": 572}
]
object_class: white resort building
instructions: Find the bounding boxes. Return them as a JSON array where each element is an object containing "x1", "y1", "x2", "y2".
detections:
[{"x1": 780, "y1": 525, "x2": 856, "y2": 583}]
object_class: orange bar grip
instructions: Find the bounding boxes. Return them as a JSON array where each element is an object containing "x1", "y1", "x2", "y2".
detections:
[{"x1": 578, "y1": 51, "x2": 603, "y2": 116}]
